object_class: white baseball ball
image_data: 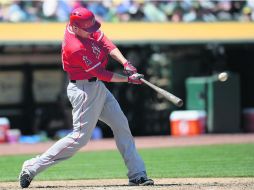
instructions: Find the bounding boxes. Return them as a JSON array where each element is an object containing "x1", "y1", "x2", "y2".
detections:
[{"x1": 218, "y1": 72, "x2": 228, "y2": 82}]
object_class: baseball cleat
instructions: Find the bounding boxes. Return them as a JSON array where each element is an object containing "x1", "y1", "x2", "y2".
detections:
[
  {"x1": 19, "y1": 170, "x2": 33, "y2": 188},
  {"x1": 128, "y1": 176, "x2": 154, "y2": 186}
]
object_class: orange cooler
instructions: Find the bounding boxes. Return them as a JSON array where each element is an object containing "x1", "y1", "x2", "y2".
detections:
[{"x1": 170, "y1": 110, "x2": 206, "y2": 136}]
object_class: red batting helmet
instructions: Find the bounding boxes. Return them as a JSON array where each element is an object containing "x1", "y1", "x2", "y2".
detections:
[{"x1": 70, "y1": 7, "x2": 101, "y2": 33}]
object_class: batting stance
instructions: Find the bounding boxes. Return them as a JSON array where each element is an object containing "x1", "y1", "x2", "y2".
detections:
[{"x1": 19, "y1": 7, "x2": 154, "y2": 188}]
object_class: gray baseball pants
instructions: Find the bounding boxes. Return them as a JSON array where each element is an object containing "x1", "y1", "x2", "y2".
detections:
[{"x1": 22, "y1": 80, "x2": 147, "y2": 180}]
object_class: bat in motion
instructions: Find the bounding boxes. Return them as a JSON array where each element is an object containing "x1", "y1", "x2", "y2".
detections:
[{"x1": 140, "y1": 78, "x2": 183, "y2": 107}]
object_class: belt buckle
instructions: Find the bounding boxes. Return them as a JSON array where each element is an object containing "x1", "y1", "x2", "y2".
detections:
[{"x1": 88, "y1": 77, "x2": 97, "y2": 82}]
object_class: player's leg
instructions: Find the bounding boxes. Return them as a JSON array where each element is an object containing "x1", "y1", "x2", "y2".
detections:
[
  {"x1": 99, "y1": 89, "x2": 153, "y2": 186},
  {"x1": 20, "y1": 81, "x2": 107, "y2": 188}
]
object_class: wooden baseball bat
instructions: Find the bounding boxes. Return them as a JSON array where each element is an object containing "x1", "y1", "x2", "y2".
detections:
[{"x1": 140, "y1": 78, "x2": 183, "y2": 107}]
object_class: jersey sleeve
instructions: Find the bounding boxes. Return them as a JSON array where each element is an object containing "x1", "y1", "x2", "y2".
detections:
[
  {"x1": 100, "y1": 34, "x2": 117, "y2": 53},
  {"x1": 70, "y1": 50, "x2": 113, "y2": 82}
]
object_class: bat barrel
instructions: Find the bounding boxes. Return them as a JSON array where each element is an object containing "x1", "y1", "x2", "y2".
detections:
[
  {"x1": 175, "y1": 99, "x2": 183, "y2": 107},
  {"x1": 140, "y1": 78, "x2": 183, "y2": 107}
]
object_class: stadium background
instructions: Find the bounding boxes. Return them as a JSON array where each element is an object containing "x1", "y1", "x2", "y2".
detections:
[{"x1": 0, "y1": 0, "x2": 254, "y2": 140}]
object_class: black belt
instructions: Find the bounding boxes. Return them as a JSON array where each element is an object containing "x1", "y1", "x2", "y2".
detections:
[{"x1": 70, "y1": 77, "x2": 97, "y2": 83}]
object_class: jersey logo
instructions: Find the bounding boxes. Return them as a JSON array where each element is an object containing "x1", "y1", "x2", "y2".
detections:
[
  {"x1": 91, "y1": 42, "x2": 101, "y2": 59},
  {"x1": 83, "y1": 56, "x2": 92, "y2": 66}
]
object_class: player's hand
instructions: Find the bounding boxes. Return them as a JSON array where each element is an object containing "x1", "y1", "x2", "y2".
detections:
[
  {"x1": 128, "y1": 73, "x2": 144, "y2": 84},
  {"x1": 123, "y1": 61, "x2": 137, "y2": 75}
]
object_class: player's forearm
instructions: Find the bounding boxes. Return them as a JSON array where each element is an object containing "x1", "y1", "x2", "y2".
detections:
[
  {"x1": 110, "y1": 73, "x2": 128, "y2": 82},
  {"x1": 109, "y1": 48, "x2": 127, "y2": 65},
  {"x1": 89, "y1": 66, "x2": 128, "y2": 83}
]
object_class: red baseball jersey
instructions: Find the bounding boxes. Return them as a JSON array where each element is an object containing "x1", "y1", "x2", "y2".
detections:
[{"x1": 61, "y1": 24, "x2": 116, "y2": 81}]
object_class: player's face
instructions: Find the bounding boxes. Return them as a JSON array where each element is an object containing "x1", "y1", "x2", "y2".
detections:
[
  {"x1": 80, "y1": 28, "x2": 92, "y2": 35},
  {"x1": 72, "y1": 26, "x2": 91, "y2": 38}
]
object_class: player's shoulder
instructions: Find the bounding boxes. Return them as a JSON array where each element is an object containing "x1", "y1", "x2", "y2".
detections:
[
  {"x1": 63, "y1": 27, "x2": 85, "y2": 53},
  {"x1": 64, "y1": 40, "x2": 84, "y2": 55},
  {"x1": 90, "y1": 30, "x2": 104, "y2": 42}
]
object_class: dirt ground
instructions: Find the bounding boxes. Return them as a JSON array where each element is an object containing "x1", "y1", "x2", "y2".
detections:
[
  {"x1": 1, "y1": 178, "x2": 254, "y2": 190},
  {"x1": 1, "y1": 134, "x2": 254, "y2": 190}
]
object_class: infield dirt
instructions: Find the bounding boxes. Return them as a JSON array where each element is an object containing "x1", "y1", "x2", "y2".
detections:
[{"x1": 1, "y1": 178, "x2": 254, "y2": 190}]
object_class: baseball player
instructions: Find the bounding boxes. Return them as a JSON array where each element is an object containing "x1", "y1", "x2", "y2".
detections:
[{"x1": 19, "y1": 7, "x2": 154, "y2": 188}]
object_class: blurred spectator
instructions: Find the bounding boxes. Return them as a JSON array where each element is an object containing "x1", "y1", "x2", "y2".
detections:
[
  {"x1": 0, "y1": 0, "x2": 253, "y2": 22},
  {"x1": 143, "y1": 1, "x2": 167, "y2": 22},
  {"x1": 86, "y1": 1, "x2": 109, "y2": 21},
  {"x1": 42, "y1": 0, "x2": 58, "y2": 21},
  {"x1": 2, "y1": 0, "x2": 27, "y2": 22}
]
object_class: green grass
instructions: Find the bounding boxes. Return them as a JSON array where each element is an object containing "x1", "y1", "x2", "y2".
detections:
[{"x1": 1, "y1": 143, "x2": 254, "y2": 182}]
